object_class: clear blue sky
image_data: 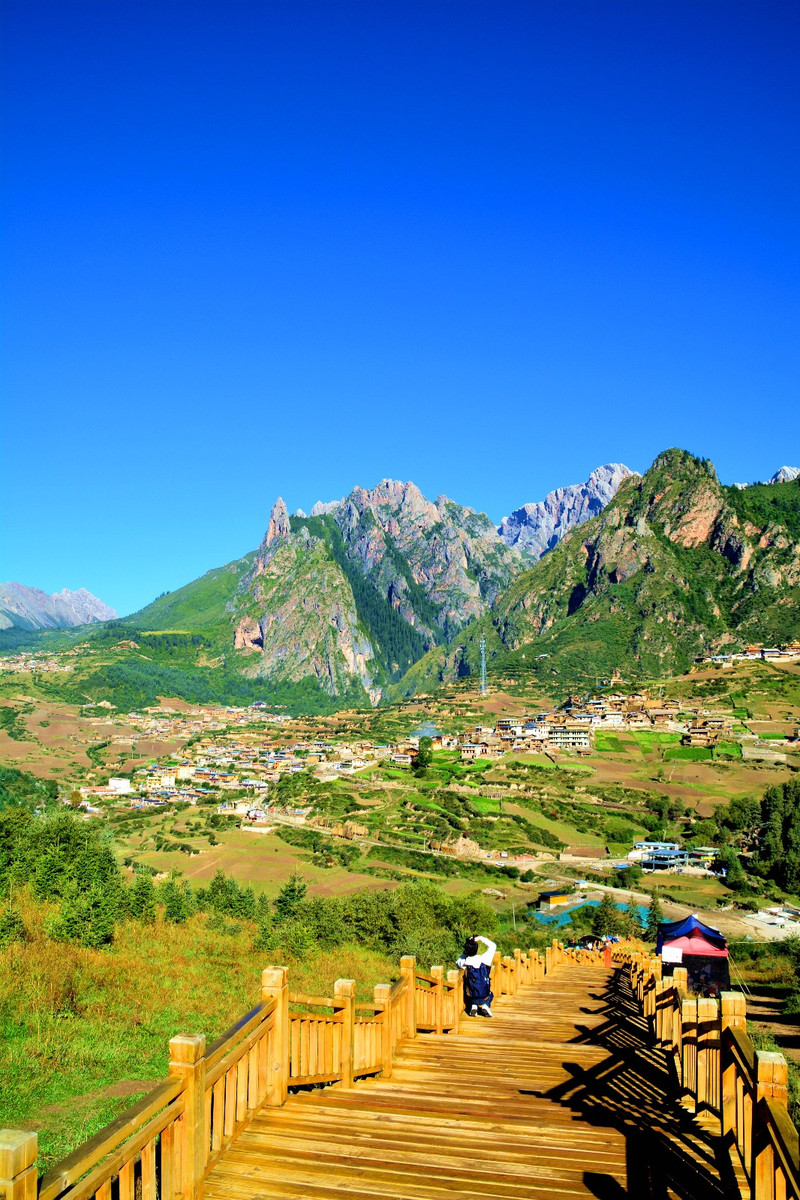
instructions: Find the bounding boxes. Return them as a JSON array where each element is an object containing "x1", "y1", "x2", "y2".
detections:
[{"x1": 3, "y1": 1, "x2": 798, "y2": 617}]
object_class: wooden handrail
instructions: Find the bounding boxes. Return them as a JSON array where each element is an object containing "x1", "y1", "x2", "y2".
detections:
[
  {"x1": 289, "y1": 992, "x2": 335, "y2": 1008},
  {"x1": 759, "y1": 1097, "x2": 800, "y2": 1187},
  {"x1": 38, "y1": 1079, "x2": 185, "y2": 1200},
  {"x1": 206, "y1": 997, "x2": 276, "y2": 1068},
  {"x1": 4, "y1": 937, "x2": 587, "y2": 1199},
  {"x1": 414, "y1": 970, "x2": 438, "y2": 986},
  {"x1": 616, "y1": 946, "x2": 800, "y2": 1200}
]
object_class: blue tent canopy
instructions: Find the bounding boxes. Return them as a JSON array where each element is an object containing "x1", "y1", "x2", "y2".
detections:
[{"x1": 656, "y1": 914, "x2": 727, "y2": 954}]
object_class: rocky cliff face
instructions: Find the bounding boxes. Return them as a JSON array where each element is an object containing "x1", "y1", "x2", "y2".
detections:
[
  {"x1": 0, "y1": 583, "x2": 118, "y2": 631},
  {"x1": 395, "y1": 450, "x2": 800, "y2": 694},
  {"x1": 332, "y1": 479, "x2": 520, "y2": 640},
  {"x1": 498, "y1": 463, "x2": 636, "y2": 557},
  {"x1": 233, "y1": 481, "x2": 524, "y2": 698}
]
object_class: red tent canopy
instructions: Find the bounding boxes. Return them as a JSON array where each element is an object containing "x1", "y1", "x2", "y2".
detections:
[{"x1": 662, "y1": 930, "x2": 728, "y2": 959}]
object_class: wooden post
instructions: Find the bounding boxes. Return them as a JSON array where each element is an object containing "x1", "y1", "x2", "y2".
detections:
[
  {"x1": 261, "y1": 965, "x2": 289, "y2": 1106},
  {"x1": 721, "y1": 991, "x2": 746, "y2": 1032},
  {"x1": 490, "y1": 951, "x2": 501, "y2": 997},
  {"x1": 334, "y1": 978, "x2": 356, "y2": 1088},
  {"x1": 720, "y1": 994, "x2": 746, "y2": 1144},
  {"x1": 755, "y1": 1050, "x2": 789, "y2": 1108},
  {"x1": 672, "y1": 967, "x2": 688, "y2": 996},
  {"x1": 696, "y1": 997, "x2": 719, "y2": 1115},
  {"x1": 447, "y1": 969, "x2": 460, "y2": 1029},
  {"x1": 545, "y1": 946, "x2": 552, "y2": 975},
  {"x1": 681, "y1": 999, "x2": 698, "y2": 1109},
  {"x1": 400, "y1": 956, "x2": 417, "y2": 1038},
  {"x1": 513, "y1": 949, "x2": 522, "y2": 991},
  {"x1": 374, "y1": 983, "x2": 392, "y2": 1078},
  {"x1": 168, "y1": 1034, "x2": 206, "y2": 1200},
  {"x1": 753, "y1": 1051, "x2": 789, "y2": 1196},
  {"x1": 0, "y1": 1131, "x2": 37, "y2": 1200},
  {"x1": 529, "y1": 948, "x2": 538, "y2": 982},
  {"x1": 431, "y1": 966, "x2": 444, "y2": 1035}
]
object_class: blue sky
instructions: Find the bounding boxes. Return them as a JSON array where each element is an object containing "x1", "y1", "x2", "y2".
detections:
[{"x1": 3, "y1": 1, "x2": 798, "y2": 617}]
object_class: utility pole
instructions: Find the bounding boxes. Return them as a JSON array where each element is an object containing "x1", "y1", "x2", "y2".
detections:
[{"x1": 480, "y1": 637, "x2": 487, "y2": 695}]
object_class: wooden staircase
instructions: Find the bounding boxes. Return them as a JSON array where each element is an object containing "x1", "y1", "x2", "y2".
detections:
[
  {"x1": 6, "y1": 946, "x2": 795, "y2": 1200},
  {"x1": 202, "y1": 965, "x2": 724, "y2": 1200}
]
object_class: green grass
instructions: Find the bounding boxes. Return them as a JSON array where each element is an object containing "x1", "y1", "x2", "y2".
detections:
[
  {"x1": 594, "y1": 733, "x2": 626, "y2": 753},
  {"x1": 663, "y1": 746, "x2": 713, "y2": 762},
  {"x1": 0, "y1": 898, "x2": 399, "y2": 1174},
  {"x1": 715, "y1": 741, "x2": 743, "y2": 758},
  {"x1": 631, "y1": 731, "x2": 682, "y2": 747}
]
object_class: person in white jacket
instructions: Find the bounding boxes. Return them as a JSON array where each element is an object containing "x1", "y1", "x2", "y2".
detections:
[{"x1": 456, "y1": 934, "x2": 497, "y2": 1016}]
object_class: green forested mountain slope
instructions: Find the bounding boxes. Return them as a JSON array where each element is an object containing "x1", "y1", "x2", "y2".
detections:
[{"x1": 393, "y1": 450, "x2": 800, "y2": 695}]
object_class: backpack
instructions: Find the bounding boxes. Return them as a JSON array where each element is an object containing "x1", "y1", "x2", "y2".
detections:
[{"x1": 464, "y1": 960, "x2": 491, "y2": 1003}]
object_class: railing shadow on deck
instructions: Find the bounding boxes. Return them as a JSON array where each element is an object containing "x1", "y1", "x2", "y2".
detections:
[{"x1": 529, "y1": 968, "x2": 730, "y2": 1200}]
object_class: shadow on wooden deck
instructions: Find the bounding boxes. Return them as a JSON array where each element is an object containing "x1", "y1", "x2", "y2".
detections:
[{"x1": 530, "y1": 970, "x2": 732, "y2": 1200}]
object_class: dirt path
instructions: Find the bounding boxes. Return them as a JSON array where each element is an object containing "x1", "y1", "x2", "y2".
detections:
[{"x1": 746, "y1": 990, "x2": 800, "y2": 1063}]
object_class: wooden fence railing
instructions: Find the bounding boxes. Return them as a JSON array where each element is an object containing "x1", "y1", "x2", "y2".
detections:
[
  {"x1": 619, "y1": 949, "x2": 800, "y2": 1200},
  {"x1": 0, "y1": 938, "x2": 577, "y2": 1200}
]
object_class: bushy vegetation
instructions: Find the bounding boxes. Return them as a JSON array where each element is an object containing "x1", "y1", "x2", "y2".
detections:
[{"x1": 754, "y1": 779, "x2": 800, "y2": 892}]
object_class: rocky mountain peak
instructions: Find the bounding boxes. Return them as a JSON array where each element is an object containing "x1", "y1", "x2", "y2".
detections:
[
  {"x1": 264, "y1": 497, "x2": 291, "y2": 547},
  {"x1": 310, "y1": 499, "x2": 343, "y2": 516},
  {"x1": 498, "y1": 462, "x2": 636, "y2": 558},
  {"x1": 770, "y1": 466, "x2": 800, "y2": 484},
  {"x1": 0, "y1": 582, "x2": 117, "y2": 631}
]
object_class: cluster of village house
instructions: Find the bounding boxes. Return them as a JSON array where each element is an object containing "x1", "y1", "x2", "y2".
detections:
[
  {"x1": 72, "y1": 671, "x2": 798, "y2": 816},
  {"x1": 0, "y1": 653, "x2": 74, "y2": 673},
  {"x1": 699, "y1": 644, "x2": 800, "y2": 666}
]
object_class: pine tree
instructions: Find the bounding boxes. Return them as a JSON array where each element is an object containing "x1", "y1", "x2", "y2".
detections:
[
  {"x1": 0, "y1": 904, "x2": 27, "y2": 946},
  {"x1": 274, "y1": 873, "x2": 307, "y2": 923},
  {"x1": 624, "y1": 894, "x2": 643, "y2": 938},
  {"x1": 592, "y1": 892, "x2": 622, "y2": 937},
  {"x1": 32, "y1": 846, "x2": 66, "y2": 900},
  {"x1": 82, "y1": 886, "x2": 118, "y2": 948},
  {"x1": 48, "y1": 885, "x2": 88, "y2": 944},
  {"x1": 645, "y1": 892, "x2": 664, "y2": 942},
  {"x1": 161, "y1": 874, "x2": 190, "y2": 924},
  {"x1": 129, "y1": 873, "x2": 156, "y2": 923}
]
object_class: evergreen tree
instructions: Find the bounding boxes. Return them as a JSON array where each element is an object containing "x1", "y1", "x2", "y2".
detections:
[
  {"x1": 255, "y1": 892, "x2": 272, "y2": 925},
  {"x1": 48, "y1": 885, "x2": 85, "y2": 944},
  {"x1": 592, "y1": 893, "x2": 622, "y2": 937},
  {"x1": 274, "y1": 873, "x2": 307, "y2": 922},
  {"x1": 82, "y1": 886, "x2": 118, "y2": 948},
  {"x1": 160, "y1": 874, "x2": 191, "y2": 924},
  {"x1": 253, "y1": 893, "x2": 273, "y2": 951},
  {"x1": 0, "y1": 904, "x2": 27, "y2": 946},
  {"x1": 48, "y1": 883, "x2": 117, "y2": 948},
  {"x1": 624, "y1": 895, "x2": 643, "y2": 938},
  {"x1": 32, "y1": 846, "x2": 66, "y2": 899},
  {"x1": 645, "y1": 892, "x2": 664, "y2": 942},
  {"x1": 414, "y1": 737, "x2": 433, "y2": 776},
  {"x1": 129, "y1": 873, "x2": 156, "y2": 923}
]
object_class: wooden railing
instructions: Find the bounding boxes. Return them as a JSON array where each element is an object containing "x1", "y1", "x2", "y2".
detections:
[
  {"x1": 0, "y1": 938, "x2": 576, "y2": 1200},
  {"x1": 620, "y1": 949, "x2": 800, "y2": 1200}
]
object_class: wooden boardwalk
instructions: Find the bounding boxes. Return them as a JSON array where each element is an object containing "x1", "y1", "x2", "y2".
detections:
[{"x1": 203, "y1": 965, "x2": 727, "y2": 1200}]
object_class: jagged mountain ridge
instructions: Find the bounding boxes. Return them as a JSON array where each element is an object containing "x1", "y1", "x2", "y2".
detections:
[
  {"x1": 231, "y1": 480, "x2": 523, "y2": 698},
  {"x1": 0, "y1": 583, "x2": 117, "y2": 632},
  {"x1": 393, "y1": 450, "x2": 800, "y2": 695},
  {"x1": 497, "y1": 463, "x2": 636, "y2": 557}
]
